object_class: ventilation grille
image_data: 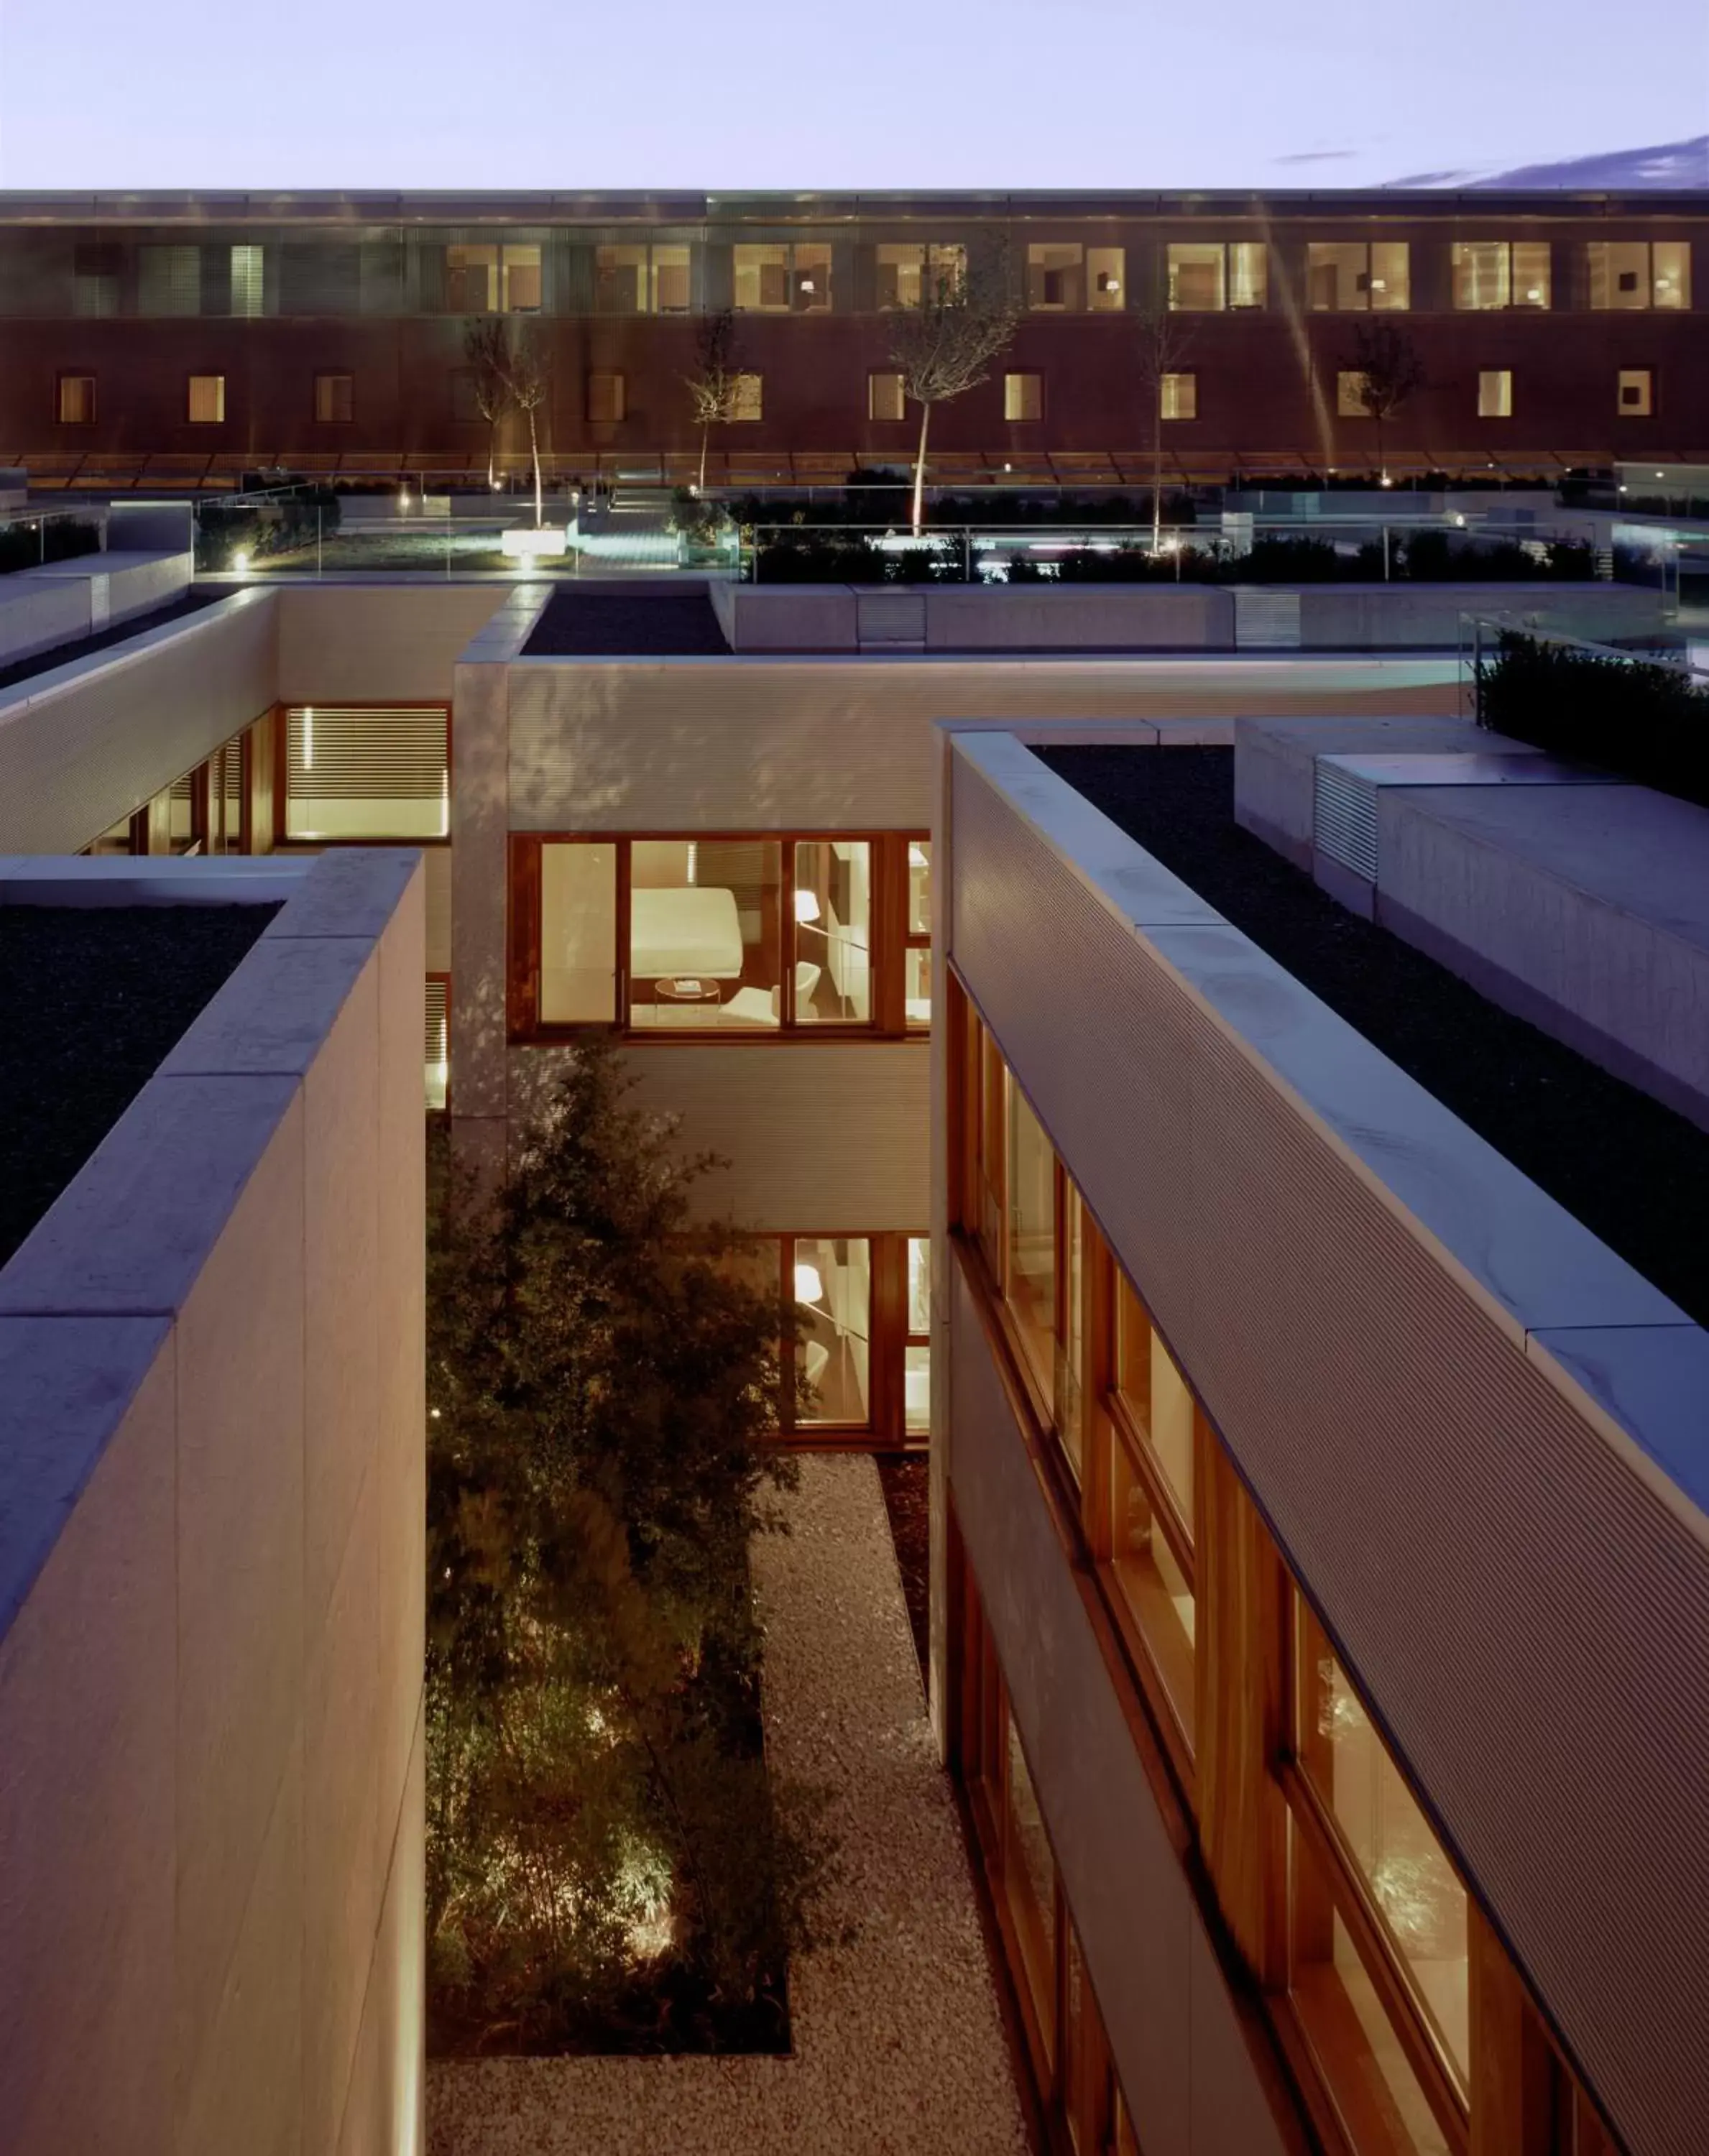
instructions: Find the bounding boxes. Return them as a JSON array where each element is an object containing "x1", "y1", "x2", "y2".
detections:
[
  {"x1": 1234, "y1": 589, "x2": 1301, "y2": 648},
  {"x1": 425, "y1": 978, "x2": 449, "y2": 1112},
  {"x1": 1313, "y1": 759, "x2": 1379, "y2": 883}
]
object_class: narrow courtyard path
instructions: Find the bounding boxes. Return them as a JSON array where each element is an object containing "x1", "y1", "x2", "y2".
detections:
[{"x1": 428, "y1": 1452, "x2": 1029, "y2": 2155}]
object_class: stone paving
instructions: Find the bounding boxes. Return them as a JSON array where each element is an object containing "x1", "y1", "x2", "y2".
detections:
[{"x1": 427, "y1": 1452, "x2": 1028, "y2": 2156}]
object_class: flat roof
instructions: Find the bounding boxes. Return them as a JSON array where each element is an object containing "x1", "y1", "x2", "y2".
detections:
[
  {"x1": 1038, "y1": 742, "x2": 1709, "y2": 1328},
  {"x1": 523, "y1": 589, "x2": 732, "y2": 657},
  {"x1": 0, "y1": 904, "x2": 277, "y2": 1268},
  {"x1": 1, "y1": 188, "x2": 1705, "y2": 226}
]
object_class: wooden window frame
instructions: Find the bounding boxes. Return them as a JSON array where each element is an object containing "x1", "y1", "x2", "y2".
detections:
[
  {"x1": 733, "y1": 1230, "x2": 925, "y2": 1445},
  {"x1": 313, "y1": 371, "x2": 354, "y2": 425},
  {"x1": 511, "y1": 831, "x2": 928, "y2": 1046},
  {"x1": 903, "y1": 836, "x2": 932, "y2": 1032}
]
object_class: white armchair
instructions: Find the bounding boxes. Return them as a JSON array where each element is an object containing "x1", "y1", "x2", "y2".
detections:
[{"x1": 720, "y1": 961, "x2": 822, "y2": 1027}]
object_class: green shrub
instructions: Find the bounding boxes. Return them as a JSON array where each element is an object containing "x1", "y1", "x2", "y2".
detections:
[
  {"x1": 426, "y1": 1046, "x2": 837, "y2": 2055},
  {"x1": 194, "y1": 484, "x2": 340, "y2": 571},
  {"x1": 1476, "y1": 631, "x2": 1709, "y2": 808}
]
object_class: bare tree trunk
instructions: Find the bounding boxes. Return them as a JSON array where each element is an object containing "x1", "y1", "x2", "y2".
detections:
[
  {"x1": 911, "y1": 400, "x2": 932, "y2": 538},
  {"x1": 698, "y1": 420, "x2": 710, "y2": 494},
  {"x1": 487, "y1": 420, "x2": 497, "y2": 493},
  {"x1": 529, "y1": 407, "x2": 543, "y2": 527},
  {"x1": 1151, "y1": 392, "x2": 1164, "y2": 556}
]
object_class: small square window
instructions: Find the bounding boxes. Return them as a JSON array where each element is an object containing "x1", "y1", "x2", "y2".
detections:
[
  {"x1": 1477, "y1": 369, "x2": 1512, "y2": 419},
  {"x1": 586, "y1": 370, "x2": 626, "y2": 424},
  {"x1": 868, "y1": 370, "x2": 906, "y2": 422},
  {"x1": 1336, "y1": 369, "x2": 1369, "y2": 419},
  {"x1": 314, "y1": 372, "x2": 353, "y2": 424},
  {"x1": 732, "y1": 372, "x2": 763, "y2": 422},
  {"x1": 57, "y1": 374, "x2": 96, "y2": 425},
  {"x1": 1160, "y1": 372, "x2": 1197, "y2": 421},
  {"x1": 1618, "y1": 368, "x2": 1653, "y2": 416},
  {"x1": 188, "y1": 374, "x2": 226, "y2": 425},
  {"x1": 1004, "y1": 372, "x2": 1043, "y2": 423}
]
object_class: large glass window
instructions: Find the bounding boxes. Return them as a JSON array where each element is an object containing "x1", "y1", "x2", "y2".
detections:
[
  {"x1": 596, "y1": 242, "x2": 692, "y2": 314},
  {"x1": 1587, "y1": 239, "x2": 1690, "y2": 310},
  {"x1": 530, "y1": 835, "x2": 927, "y2": 1038},
  {"x1": 906, "y1": 839, "x2": 931, "y2": 1029},
  {"x1": 875, "y1": 241, "x2": 966, "y2": 309},
  {"x1": 229, "y1": 244, "x2": 264, "y2": 318},
  {"x1": 1286, "y1": 1595, "x2": 1468, "y2": 2155},
  {"x1": 282, "y1": 704, "x2": 449, "y2": 842},
  {"x1": 1028, "y1": 243, "x2": 1083, "y2": 311},
  {"x1": 1087, "y1": 247, "x2": 1125, "y2": 311},
  {"x1": 446, "y1": 243, "x2": 540, "y2": 313},
  {"x1": 1308, "y1": 241, "x2": 1410, "y2": 311},
  {"x1": 795, "y1": 1235, "x2": 872, "y2": 1426},
  {"x1": 1104, "y1": 1270, "x2": 1197, "y2": 1749},
  {"x1": 734, "y1": 242, "x2": 831, "y2": 312},
  {"x1": 905, "y1": 1235, "x2": 931, "y2": 1437},
  {"x1": 1006, "y1": 1082, "x2": 1057, "y2": 1401},
  {"x1": 1168, "y1": 241, "x2": 1267, "y2": 311},
  {"x1": 1452, "y1": 240, "x2": 1551, "y2": 310}
]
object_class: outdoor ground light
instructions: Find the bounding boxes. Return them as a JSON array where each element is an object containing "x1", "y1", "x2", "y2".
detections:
[{"x1": 232, "y1": 548, "x2": 250, "y2": 573}]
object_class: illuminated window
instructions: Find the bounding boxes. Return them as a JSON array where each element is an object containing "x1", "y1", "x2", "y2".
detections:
[
  {"x1": 425, "y1": 977, "x2": 449, "y2": 1115},
  {"x1": 1088, "y1": 247, "x2": 1125, "y2": 310},
  {"x1": 869, "y1": 370, "x2": 906, "y2": 422},
  {"x1": 1476, "y1": 369, "x2": 1512, "y2": 418},
  {"x1": 1161, "y1": 371, "x2": 1197, "y2": 420},
  {"x1": 1617, "y1": 368, "x2": 1654, "y2": 416},
  {"x1": 795, "y1": 1235, "x2": 872, "y2": 1426},
  {"x1": 530, "y1": 834, "x2": 924, "y2": 1037},
  {"x1": 1286, "y1": 1597, "x2": 1470, "y2": 2151},
  {"x1": 56, "y1": 374, "x2": 95, "y2": 425},
  {"x1": 905, "y1": 1235, "x2": 931, "y2": 1436},
  {"x1": 734, "y1": 243, "x2": 831, "y2": 312},
  {"x1": 283, "y1": 705, "x2": 449, "y2": 842},
  {"x1": 905, "y1": 838, "x2": 931, "y2": 1029},
  {"x1": 875, "y1": 241, "x2": 965, "y2": 309},
  {"x1": 314, "y1": 372, "x2": 354, "y2": 424},
  {"x1": 1028, "y1": 243, "x2": 1083, "y2": 310},
  {"x1": 653, "y1": 246, "x2": 691, "y2": 313},
  {"x1": 586, "y1": 370, "x2": 626, "y2": 424},
  {"x1": 732, "y1": 372, "x2": 763, "y2": 422},
  {"x1": 1337, "y1": 369, "x2": 1371, "y2": 419},
  {"x1": 1452, "y1": 240, "x2": 1551, "y2": 310},
  {"x1": 187, "y1": 374, "x2": 226, "y2": 425},
  {"x1": 1101, "y1": 1270, "x2": 1197, "y2": 1749},
  {"x1": 501, "y1": 244, "x2": 542, "y2": 312},
  {"x1": 1166, "y1": 240, "x2": 1267, "y2": 311},
  {"x1": 1308, "y1": 241, "x2": 1409, "y2": 311},
  {"x1": 1588, "y1": 239, "x2": 1690, "y2": 310},
  {"x1": 229, "y1": 244, "x2": 264, "y2": 318},
  {"x1": 1005, "y1": 372, "x2": 1044, "y2": 422}
]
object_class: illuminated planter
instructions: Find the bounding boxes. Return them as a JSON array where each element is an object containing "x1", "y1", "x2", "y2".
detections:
[{"x1": 499, "y1": 526, "x2": 569, "y2": 559}]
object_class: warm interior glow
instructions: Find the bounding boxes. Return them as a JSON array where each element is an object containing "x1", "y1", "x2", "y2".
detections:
[
  {"x1": 793, "y1": 887, "x2": 822, "y2": 924},
  {"x1": 793, "y1": 1261, "x2": 825, "y2": 1305}
]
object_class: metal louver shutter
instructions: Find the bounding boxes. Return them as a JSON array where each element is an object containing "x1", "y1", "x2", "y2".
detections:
[
  {"x1": 424, "y1": 979, "x2": 449, "y2": 1112},
  {"x1": 283, "y1": 706, "x2": 449, "y2": 842},
  {"x1": 139, "y1": 245, "x2": 201, "y2": 316}
]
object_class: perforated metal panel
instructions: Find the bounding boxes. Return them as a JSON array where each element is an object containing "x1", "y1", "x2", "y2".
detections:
[
  {"x1": 949, "y1": 740, "x2": 1709, "y2": 2156},
  {"x1": 1233, "y1": 589, "x2": 1301, "y2": 648}
]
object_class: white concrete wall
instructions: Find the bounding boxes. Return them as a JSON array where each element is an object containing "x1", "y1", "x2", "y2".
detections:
[
  {"x1": 0, "y1": 590, "x2": 278, "y2": 854},
  {"x1": 0, "y1": 571, "x2": 92, "y2": 665},
  {"x1": 1289, "y1": 579, "x2": 1663, "y2": 649},
  {"x1": 0, "y1": 849, "x2": 425, "y2": 2156},
  {"x1": 278, "y1": 582, "x2": 513, "y2": 704}
]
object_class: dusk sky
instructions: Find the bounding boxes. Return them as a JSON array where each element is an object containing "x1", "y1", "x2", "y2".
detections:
[{"x1": 0, "y1": 0, "x2": 1703, "y2": 191}]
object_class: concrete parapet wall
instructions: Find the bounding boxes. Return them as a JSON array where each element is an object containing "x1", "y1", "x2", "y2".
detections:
[
  {"x1": 1288, "y1": 579, "x2": 1664, "y2": 649},
  {"x1": 0, "y1": 849, "x2": 425, "y2": 2156}
]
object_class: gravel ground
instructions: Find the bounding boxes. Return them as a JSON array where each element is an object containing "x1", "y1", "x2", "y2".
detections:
[{"x1": 427, "y1": 1455, "x2": 1026, "y2": 2156}]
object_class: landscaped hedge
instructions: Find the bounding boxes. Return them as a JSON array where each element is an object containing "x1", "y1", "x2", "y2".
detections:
[
  {"x1": 0, "y1": 517, "x2": 102, "y2": 576},
  {"x1": 194, "y1": 486, "x2": 341, "y2": 571},
  {"x1": 1476, "y1": 630, "x2": 1709, "y2": 809}
]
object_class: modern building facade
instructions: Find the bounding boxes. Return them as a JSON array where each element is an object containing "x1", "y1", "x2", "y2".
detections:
[
  {"x1": 1, "y1": 191, "x2": 1705, "y2": 485},
  {"x1": 935, "y1": 727, "x2": 1709, "y2": 2156}
]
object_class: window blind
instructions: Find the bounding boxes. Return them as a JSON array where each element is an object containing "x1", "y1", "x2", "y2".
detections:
[{"x1": 284, "y1": 705, "x2": 449, "y2": 842}]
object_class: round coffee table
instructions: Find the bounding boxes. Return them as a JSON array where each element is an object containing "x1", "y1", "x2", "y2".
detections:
[{"x1": 653, "y1": 977, "x2": 722, "y2": 1007}]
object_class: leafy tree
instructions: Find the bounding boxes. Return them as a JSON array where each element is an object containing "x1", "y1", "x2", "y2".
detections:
[
  {"x1": 463, "y1": 318, "x2": 517, "y2": 492},
  {"x1": 426, "y1": 1044, "x2": 835, "y2": 2053},
  {"x1": 683, "y1": 310, "x2": 743, "y2": 494},
  {"x1": 1340, "y1": 320, "x2": 1424, "y2": 487},
  {"x1": 888, "y1": 246, "x2": 1018, "y2": 535}
]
